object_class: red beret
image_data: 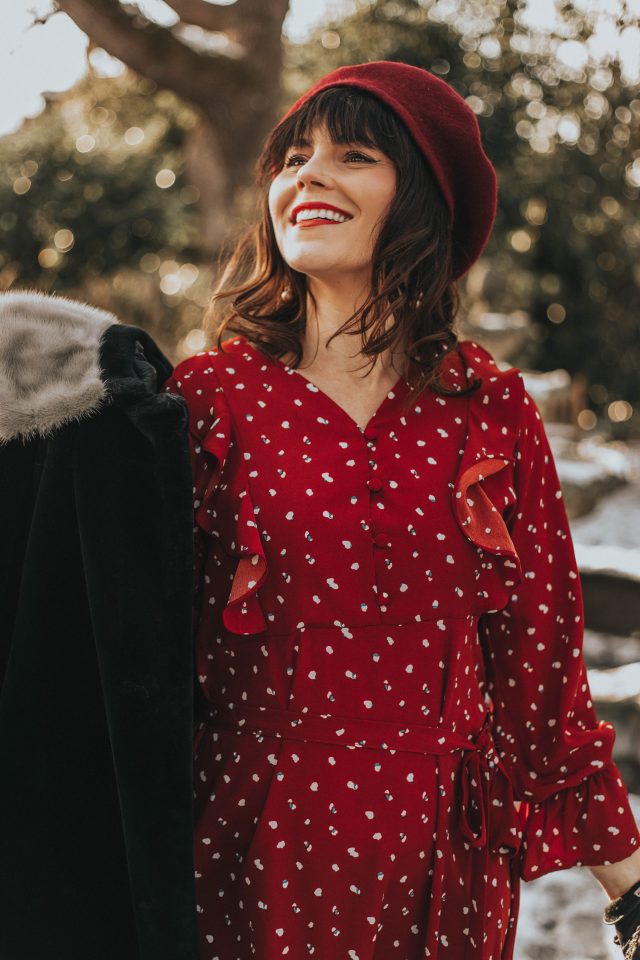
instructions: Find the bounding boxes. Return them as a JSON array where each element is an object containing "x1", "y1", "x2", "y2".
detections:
[{"x1": 274, "y1": 60, "x2": 498, "y2": 281}]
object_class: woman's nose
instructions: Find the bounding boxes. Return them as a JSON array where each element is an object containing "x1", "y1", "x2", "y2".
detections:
[{"x1": 296, "y1": 154, "x2": 333, "y2": 188}]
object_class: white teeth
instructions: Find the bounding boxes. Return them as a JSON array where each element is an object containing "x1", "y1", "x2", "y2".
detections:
[{"x1": 295, "y1": 208, "x2": 350, "y2": 224}]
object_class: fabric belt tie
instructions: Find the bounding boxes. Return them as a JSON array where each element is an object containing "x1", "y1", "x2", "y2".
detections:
[{"x1": 201, "y1": 703, "x2": 523, "y2": 859}]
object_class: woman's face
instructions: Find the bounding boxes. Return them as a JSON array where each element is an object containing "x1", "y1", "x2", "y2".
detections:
[{"x1": 268, "y1": 122, "x2": 397, "y2": 289}]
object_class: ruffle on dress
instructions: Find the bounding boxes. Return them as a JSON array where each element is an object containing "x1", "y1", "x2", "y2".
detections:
[
  {"x1": 519, "y1": 760, "x2": 640, "y2": 880},
  {"x1": 448, "y1": 341, "x2": 526, "y2": 592},
  {"x1": 193, "y1": 401, "x2": 231, "y2": 536},
  {"x1": 164, "y1": 355, "x2": 269, "y2": 637},
  {"x1": 454, "y1": 456, "x2": 519, "y2": 559},
  {"x1": 221, "y1": 488, "x2": 268, "y2": 636}
]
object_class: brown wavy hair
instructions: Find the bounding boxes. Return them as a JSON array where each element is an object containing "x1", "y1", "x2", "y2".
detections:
[{"x1": 206, "y1": 84, "x2": 481, "y2": 408}]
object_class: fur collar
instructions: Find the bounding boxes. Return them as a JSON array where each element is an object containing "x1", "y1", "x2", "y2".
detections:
[{"x1": 0, "y1": 291, "x2": 118, "y2": 444}]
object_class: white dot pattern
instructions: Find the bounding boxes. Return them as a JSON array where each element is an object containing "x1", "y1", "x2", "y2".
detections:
[{"x1": 163, "y1": 336, "x2": 640, "y2": 960}]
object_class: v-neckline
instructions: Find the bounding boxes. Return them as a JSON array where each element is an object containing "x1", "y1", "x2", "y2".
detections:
[{"x1": 241, "y1": 337, "x2": 410, "y2": 433}]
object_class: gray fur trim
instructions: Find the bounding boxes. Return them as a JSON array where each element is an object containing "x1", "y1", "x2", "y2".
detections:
[{"x1": 0, "y1": 290, "x2": 118, "y2": 444}]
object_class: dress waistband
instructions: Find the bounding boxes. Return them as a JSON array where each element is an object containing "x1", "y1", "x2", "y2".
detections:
[
  {"x1": 206, "y1": 703, "x2": 483, "y2": 753},
  {"x1": 201, "y1": 703, "x2": 523, "y2": 858}
]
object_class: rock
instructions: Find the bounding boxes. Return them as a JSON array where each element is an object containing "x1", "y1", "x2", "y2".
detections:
[
  {"x1": 572, "y1": 470, "x2": 640, "y2": 553},
  {"x1": 589, "y1": 662, "x2": 640, "y2": 704},
  {"x1": 588, "y1": 663, "x2": 640, "y2": 791},
  {"x1": 583, "y1": 628, "x2": 640, "y2": 670},
  {"x1": 576, "y1": 545, "x2": 640, "y2": 581},
  {"x1": 460, "y1": 310, "x2": 534, "y2": 364},
  {"x1": 571, "y1": 483, "x2": 640, "y2": 634},
  {"x1": 556, "y1": 462, "x2": 626, "y2": 519},
  {"x1": 518, "y1": 368, "x2": 574, "y2": 423},
  {"x1": 543, "y1": 427, "x2": 632, "y2": 519}
]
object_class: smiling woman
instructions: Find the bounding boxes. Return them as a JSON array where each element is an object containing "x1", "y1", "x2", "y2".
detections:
[
  {"x1": 268, "y1": 122, "x2": 398, "y2": 311},
  {"x1": 161, "y1": 61, "x2": 640, "y2": 960},
  {"x1": 205, "y1": 78, "x2": 468, "y2": 404}
]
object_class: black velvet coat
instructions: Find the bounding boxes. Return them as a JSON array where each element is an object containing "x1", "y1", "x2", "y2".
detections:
[{"x1": 0, "y1": 292, "x2": 200, "y2": 960}]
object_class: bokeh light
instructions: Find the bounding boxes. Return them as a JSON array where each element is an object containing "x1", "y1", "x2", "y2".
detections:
[
  {"x1": 182, "y1": 328, "x2": 207, "y2": 355},
  {"x1": 12, "y1": 176, "x2": 31, "y2": 195},
  {"x1": 577, "y1": 409, "x2": 598, "y2": 430},
  {"x1": 155, "y1": 168, "x2": 176, "y2": 189},
  {"x1": 54, "y1": 229, "x2": 75, "y2": 252},
  {"x1": 38, "y1": 248, "x2": 60, "y2": 268},
  {"x1": 321, "y1": 30, "x2": 341, "y2": 48},
  {"x1": 140, "y1": 253, "x2": 161, "y2": 273},
  {"x1": 510, "y1": 230, "x2": 533, "y2": 253},
  {"x1": 608, "y1": 400, "x2": 633, "y2": 423},
  {"x1": 124, "y1": 126, "x2": 145, "y2": 146},
  {"x1": 75, "y1": 134, "x2": 96, "y2": 153},
  {"x1": 546, "y1": 303, "x2": 567, "y2": 324}
]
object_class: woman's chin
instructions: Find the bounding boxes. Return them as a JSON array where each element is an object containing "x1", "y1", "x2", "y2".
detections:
[
  {"x1": 284, "y1": 252, "x2": 337, "y2": 270},
  {"x1": 281, "y1": 255, "x2": 365, "y2": 284}
]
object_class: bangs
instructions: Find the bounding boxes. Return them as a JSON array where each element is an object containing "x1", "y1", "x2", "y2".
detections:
[{"x1": 259, "y1": 86, "x2": 400, "y2": 182}]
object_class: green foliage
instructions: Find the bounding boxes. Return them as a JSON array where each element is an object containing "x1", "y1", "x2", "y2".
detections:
[
  {"x1": 285, "y1": 0, "x2": 640, "y2": 419},
  {"x1": 0, "y1": 68, "x2": 209, "y2": 347}
]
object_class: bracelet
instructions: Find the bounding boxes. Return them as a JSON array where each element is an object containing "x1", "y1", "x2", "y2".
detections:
[
  {"x1": 604, "y1": 879, "x2": 640, "y2": 926},
  {"x1": 603, "y1": 880, "x2": 640, "y2": 959},
  {"x1": 621, "y1": 925, "x2": 640, "y2": 960}
]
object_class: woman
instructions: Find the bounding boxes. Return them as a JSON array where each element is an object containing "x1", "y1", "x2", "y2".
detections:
[{"x1": 164, "y1": 62, "x2": 640, "y2": 959}]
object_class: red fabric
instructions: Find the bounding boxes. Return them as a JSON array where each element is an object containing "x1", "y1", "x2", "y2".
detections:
[
  {"x1": 164, "y1": 337, "x2": 640, "y2": 960},
  {"x1": 273, "y1": 60, "x2": 498, "y2": 280}
]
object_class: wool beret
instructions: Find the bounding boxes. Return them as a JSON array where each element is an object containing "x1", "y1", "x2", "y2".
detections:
[{"x1": 274, "y1": 60, "x2": 498, "y2": 281}]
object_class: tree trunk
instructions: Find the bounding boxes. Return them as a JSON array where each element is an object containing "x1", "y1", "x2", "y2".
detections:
[
  {"x1": 56, "y1": 0, "x2": 292, "y2": 260},
  {"x1": 183, "y1": 119, "x2": 233, "y2": 256}
]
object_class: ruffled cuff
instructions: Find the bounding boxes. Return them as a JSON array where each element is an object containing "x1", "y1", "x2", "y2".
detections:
[{"x1": 519, "y1": 762, "x2": 640, "y2": 880}]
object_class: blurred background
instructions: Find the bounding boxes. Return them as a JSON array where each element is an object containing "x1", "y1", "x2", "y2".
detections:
[{"x1": 2, "y1": 1, "x2": 639, "y2": 955}]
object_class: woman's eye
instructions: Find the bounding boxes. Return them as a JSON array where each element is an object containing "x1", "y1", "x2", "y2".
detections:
[
  {"x1": 283, "y1": 150, "x2": 374, "y2": 167},
  {"x1": 345, "y1": 151, "x2": 374, "y2": 163}
]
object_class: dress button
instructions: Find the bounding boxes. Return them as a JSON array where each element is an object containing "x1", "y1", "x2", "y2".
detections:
[
  {"x1": 373, "y1": 533, "x2": 391, "y2": 548},
  {"x1": 363, "y1": 427, "x2": 378, "y2": 442},
  {"x1": 367, "y1": 477, "x2": 383, "y2": 492}
]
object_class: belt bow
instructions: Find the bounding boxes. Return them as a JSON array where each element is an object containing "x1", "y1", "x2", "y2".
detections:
[{"x1": 459, "y1": 713, "x2": 523, "y2": 857}]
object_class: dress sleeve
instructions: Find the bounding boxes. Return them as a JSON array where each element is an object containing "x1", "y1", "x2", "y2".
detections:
[{"x1": 478, "y1": 388, "x2": 640, "y2": 881}]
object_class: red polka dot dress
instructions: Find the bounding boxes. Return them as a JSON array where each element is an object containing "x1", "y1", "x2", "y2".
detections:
[{"x1": 163, "y1": 335, "x2": 640, "y2": 960}]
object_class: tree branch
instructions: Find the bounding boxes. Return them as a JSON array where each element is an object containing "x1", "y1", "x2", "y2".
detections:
[
  {"x1": 162, "y1": 0, "x2": 243, "y2": 33},
  {"x1": 165, "y1": 0, "x2": 290, "y2": 59},
  {"x1": 55, "y1": 0, "x2": 246, "y2": 114},
  {"x1": 27, "y1": 6, "x2": 61, "y2": 27}
]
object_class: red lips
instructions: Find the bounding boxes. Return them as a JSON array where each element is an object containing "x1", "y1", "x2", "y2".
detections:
[{"x1": 290, "y1": 201, "x2": 353, "y2": 224}]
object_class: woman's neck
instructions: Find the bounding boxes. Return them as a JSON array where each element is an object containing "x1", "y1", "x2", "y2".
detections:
[{"x1": 289, "y1": 287, "x2": 408, "y2": 383}]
